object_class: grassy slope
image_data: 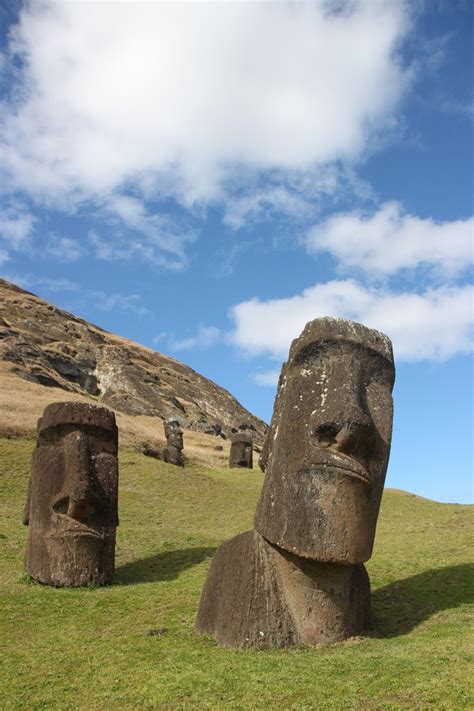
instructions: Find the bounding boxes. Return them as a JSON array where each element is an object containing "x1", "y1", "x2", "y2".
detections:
[{"x1": 0, "y1": 437, "x2": 472, "y2": 710}]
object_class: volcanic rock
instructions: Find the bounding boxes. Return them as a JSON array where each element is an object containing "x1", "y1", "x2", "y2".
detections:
[{"x1": 0, "y1": 279, "x2": 267, "y2": 443}]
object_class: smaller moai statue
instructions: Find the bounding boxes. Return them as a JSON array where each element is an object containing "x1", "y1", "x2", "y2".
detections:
[
  {"x1": 23, "y1": 401, "x2": 119, "y2": 587},
  {"x1": 229, "y1": 423, "x2": 253, "y2": 469},
  {"x1": 163, "y1": 418, "x2": 184, "y2": 466}
]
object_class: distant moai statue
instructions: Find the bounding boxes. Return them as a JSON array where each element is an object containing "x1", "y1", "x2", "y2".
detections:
[
  {"x1": 23, "y1": 401, "x2": 119, "y2": 587},
  {"x1": 196, "y1": 318, "x2": 395, "y2": 648},
  {"x1": 228, "y1": 423, "x2": 253, "y2": 469},
  {"x1": 163, "y1": 418, "x2": 184, "y2": 466}
]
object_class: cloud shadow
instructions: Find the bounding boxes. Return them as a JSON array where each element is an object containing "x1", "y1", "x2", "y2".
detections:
[
  {"x1": 114, "y1": 546, "x2": 216, "y2": 585},
  {"x1": 371, "y1": 563, "x2": 473, "y2": 638}
]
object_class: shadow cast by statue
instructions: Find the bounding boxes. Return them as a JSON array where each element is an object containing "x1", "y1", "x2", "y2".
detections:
[
  {"x1": 371, "y1": 563, "x2": 473, "y2": 638},
  {"x1": 115, "y1": 546, "x2": 216, "y2": 585}
]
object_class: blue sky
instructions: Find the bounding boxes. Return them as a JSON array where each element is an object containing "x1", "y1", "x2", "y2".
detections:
[{"x1": 0, "y1": 1, "x2": 472, "y2": 503}]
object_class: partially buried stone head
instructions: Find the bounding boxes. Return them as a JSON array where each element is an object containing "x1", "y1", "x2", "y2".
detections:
[{"x1": 196, "y1": 318, "x2": 395, "y2": 649}]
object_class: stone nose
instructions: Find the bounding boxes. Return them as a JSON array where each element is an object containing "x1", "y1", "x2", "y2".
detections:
[
  {"x1": 312, "y1": 406, "x2": 375, "y2": 459},
  {"x1": 61, "y1": 431, "x2": 98, "y2": 522}
]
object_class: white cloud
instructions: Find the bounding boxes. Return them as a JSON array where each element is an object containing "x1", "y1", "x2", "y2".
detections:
[
  {"x1": 224, "y1": 185, "x2": 314, "y2": 230},
  {"x1": 36, "y1": 277, "x2": 79, "y2": 294},
  {"x1": 253, "y1": 369, "x2": 281, "y2": 387},
  {"x1": 91, "y1": 291, "x2": 151, "y2": 317},
  {"x1": 103, "y1": 194, "x2": 195, "y2": 263},
  {"x1": 152, "y1": 331, "x2": 168, "y2": 346},
  {"x1": 0, "y1": 1, "x2": 410, "y2": 216},
  {"x1": 87, "y1": 227, "x2": 190, "y2": 271},
  {"x1": 0, "y1": 272, "x2": 150, "y2": 317},
  {"x1": 0, "y1": 249, "x2": 10, "y2": 265},
  {"x1": 222, "y1": 165, "x2": 373, "y2": 229},
  {"x1": 306, "y1": 202, "x2": 474, "y2": 278},
  {"x1": 0, "y1": 204, "x2": 35, "y2": 250},
  {"x1": 229, "y1": 279, "x2": 473, "y2": 362},
  {"x1": 170, "y1": 325, "x2": 221, "y2": 352},
  {"x1": 47, "y1": 236, "x2": 82, "y2": 262},
  {"x1": 0, "y1": 273, "x2": 80, "y2": 293}
]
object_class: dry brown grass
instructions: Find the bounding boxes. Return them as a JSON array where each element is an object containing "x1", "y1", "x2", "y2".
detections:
[{"x1": 0, "y1": 362, "x2": 235, "y2": 468}]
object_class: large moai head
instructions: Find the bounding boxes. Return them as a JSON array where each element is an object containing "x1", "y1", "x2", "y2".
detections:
[
  {"x1": 254, "y1": 318, "x2": 395, "y2": 565},
  {"x1": 23, "y1": 402, "x2": 119, "y2": 587}
]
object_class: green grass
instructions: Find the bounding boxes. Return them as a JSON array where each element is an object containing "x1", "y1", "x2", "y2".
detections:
[{"x1": 0, "y1": 436, "x2": 472, "y2": 710}]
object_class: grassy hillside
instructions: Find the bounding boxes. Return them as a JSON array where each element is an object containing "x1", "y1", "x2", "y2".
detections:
[{"x1": 0, "y1": 436, "x2": 472, "y2": 710}]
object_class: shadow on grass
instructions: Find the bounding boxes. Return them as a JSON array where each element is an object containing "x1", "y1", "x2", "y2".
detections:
[
  {"x1": 114, "y1": 546, "x2": 216, "y2": 585},
  {"x1": 371, "y1": 563, "x2": 473, "y2": 637}
]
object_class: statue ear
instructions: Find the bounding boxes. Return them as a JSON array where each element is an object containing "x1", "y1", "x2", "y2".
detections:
[{"x1": 22, "y1": 475, "x2": 31, "y2": 526}]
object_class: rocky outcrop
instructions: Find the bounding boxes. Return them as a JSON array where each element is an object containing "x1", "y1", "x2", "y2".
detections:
[{"x1": 0, "y1": 279, "x2": 267, "y2": 444}]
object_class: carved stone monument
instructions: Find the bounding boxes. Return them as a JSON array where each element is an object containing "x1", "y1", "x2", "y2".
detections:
[
  {"x1": 163, "y1": 418, "x2": 184, "y2": 466},
  {"x1": 229, "y1": 424, "x2": 253, "y2": 469},
  {"x1": 23, "y1": 401, "x2": 119, "y2": 587},
  {"x1": 196, "y1": 317, "x2": 395, "y2": 648}
]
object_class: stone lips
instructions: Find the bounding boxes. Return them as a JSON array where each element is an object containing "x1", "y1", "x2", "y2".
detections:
[{"x1": 254, "y1": 317, "x2": 395, "y2": 564}]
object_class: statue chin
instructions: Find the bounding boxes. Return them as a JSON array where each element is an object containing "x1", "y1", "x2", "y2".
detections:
[
  {"x1": 255, "y1": 464, "x2": 378, "y2": 565},
  {"x1": 45, "y1": 532, "x2": 115, "y2": 587}
]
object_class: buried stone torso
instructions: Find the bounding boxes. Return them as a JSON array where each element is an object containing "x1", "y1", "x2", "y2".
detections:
[{"x1": 196, "y1": 529, "x2": 371, "y2": 649}]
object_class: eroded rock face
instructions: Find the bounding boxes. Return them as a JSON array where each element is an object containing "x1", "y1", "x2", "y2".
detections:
[
  {"x1": 229, "y1": 431, "x2": 253, "y2": 469},
  {"x1": 0, "y1": 278, "x2": 267, "y2": 442},
  {"x1": 163, "y1": 418, "x2": 184, "y2": 467},
  {"x1": 23, "y1": 402, "x2": 119, "y2": 587},
  {"x1": 196, "y1": 318, "x2": 395, "y2": 648}
]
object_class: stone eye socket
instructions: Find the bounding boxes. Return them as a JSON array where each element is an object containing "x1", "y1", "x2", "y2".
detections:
[
  {"x1": 52, "y1": 496, "x2": 69, "y2": 514},
  {"x1": 313, "y1": 425, "x2": 338, "y2": 448}
]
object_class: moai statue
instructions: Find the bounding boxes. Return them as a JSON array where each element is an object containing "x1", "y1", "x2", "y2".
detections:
[
  {"x1": 196, "y1": 318, "x2": 395, "y2": 648},
  {"x1": 23, "y1": 402, "x2": 119, "y2": 587},
  {"x1": 228, "y1": 423, "x2": 253, "y2": 469},
  {"x1": 163, "y1": 418, "x2": 184, "y2": 466}
]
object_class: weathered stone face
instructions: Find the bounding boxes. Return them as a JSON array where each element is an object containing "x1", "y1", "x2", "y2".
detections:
[
  {"x1": 229, "y1": 432, "x2": 253, "y2": 469},
  {"x1": 254, "y1": 318, "x2": 395, "y2": 564},
  {"x1": 23, "y1": 402, "x2": 119, "y2": 587},
  {"x1": 163, "y1": 418, "x2": 184, "y2": 466}
]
